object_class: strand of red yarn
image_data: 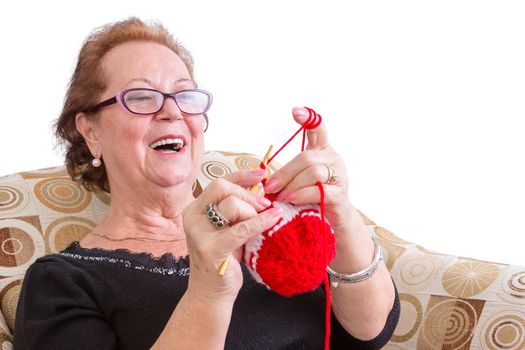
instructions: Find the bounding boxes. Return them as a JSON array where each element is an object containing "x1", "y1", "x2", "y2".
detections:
[
  {"x1": 261, "y1": 107, "x2": 331, "y2": 350},
  {"x1": 260, "y1": 107, "x2": 322, "y2": 201},
  {"x1": 266, "y1": 107, "x2": 322, "y2": 166},
  {"x1": 317, "y1": 180, "x2": 331, "y2": 350}
]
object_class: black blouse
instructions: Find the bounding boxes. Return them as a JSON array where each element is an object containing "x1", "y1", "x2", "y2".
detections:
[{"x1": 14, "y1": 241, "x2": 400, "y2": 349}]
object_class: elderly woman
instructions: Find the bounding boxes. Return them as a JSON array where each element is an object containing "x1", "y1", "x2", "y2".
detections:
[{"x1": 14, "y1": 18, "x2": 399, "y2": 350}]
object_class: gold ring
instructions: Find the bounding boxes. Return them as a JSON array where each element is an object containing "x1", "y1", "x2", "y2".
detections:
[{"x1": 326, "y1": 166, "x2": 340, "y2": 185}]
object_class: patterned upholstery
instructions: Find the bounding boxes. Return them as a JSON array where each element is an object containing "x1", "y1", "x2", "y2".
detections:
[{"x1": 1, "y1": 151, "x2": 524, "y2": 349}]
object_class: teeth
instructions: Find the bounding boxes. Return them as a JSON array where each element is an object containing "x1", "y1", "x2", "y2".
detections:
[{"x1": 149, "y1": 137, "x2": 185, "y2": 150}]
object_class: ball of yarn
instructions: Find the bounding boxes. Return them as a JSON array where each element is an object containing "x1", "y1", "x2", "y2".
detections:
[{"x1": 243, "y1": 201, "x2": 336, "y2": 297}]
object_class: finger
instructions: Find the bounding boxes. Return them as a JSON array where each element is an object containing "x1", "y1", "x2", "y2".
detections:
[
  {"x1": 264, "y1": 149, "x2": 336, "y2": 194},
  {"x1": 281, "y1": 185, "x2": 343, "y2": 206},
  {"x1": 293, "y1": 106, "x2": 329, "y2": 150},
  {"x1": 217, "y1": 196, "x2": 259, "y2": 225},
  {"x1": 214, "y1": 207, "x2": 282, "y2": 252},
  {"x1": 197, "y1": 176, "x2": 271, "y2": 212},
  {"x1": 274, "y1": 164, "x2": 331, "y2": 201}
]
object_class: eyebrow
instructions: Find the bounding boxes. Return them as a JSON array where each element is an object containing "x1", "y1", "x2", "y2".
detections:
[{"x1": 125, "y1": 78, "x2": 196, "y2": 88}]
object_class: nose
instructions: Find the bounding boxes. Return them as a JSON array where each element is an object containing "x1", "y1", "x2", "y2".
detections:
[{"x1": 155, "y1": 96, "x2": 183, "y2": 121}]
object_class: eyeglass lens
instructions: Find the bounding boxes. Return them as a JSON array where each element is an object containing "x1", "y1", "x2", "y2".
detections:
[{"x1": 123, "y1": 89, "x2": 210, "y2": 114}]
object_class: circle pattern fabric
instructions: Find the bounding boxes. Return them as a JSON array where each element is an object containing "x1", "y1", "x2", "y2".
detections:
[
  {"x1": 235, "y1": 155, "x2": 265, "y2": 171},
  {"x1": 192, "y1": 179, "x2": 203, "y2": 198},
  {"x1": 421, "y1": 298, "x2": 477, "y2": 349},
  {"x1": 20, "y1": 167, "x2": 68, "y2": 179},
  {"x1": 0, "y1": 219, "x2": 45, "y2": 276},
  {"x1": 442, "y1": 261, "x2": 500, "y2": 298},
  {"x1": 0, "y1": 227, "x2": 34, "y2": 267},
  {"x1": 0, "y1": 186, "x2": 29, "y2": 216},
  {"x1": 498, "y1": 269, "x2": 525, "y2": 305},
  {"x1": 201, "y1": 161, "x2": 232, "y2": 181},
  {"x1": 0, "y1": 280, "x2": 22, "y2": 333},
  {"x1": 391, "y1": 293, "x2": 422, "y2": 342},
  {"x1": 391, "y1": 253, "x2": 443, "y2": 292},
  {"x1": 481, "y1": 311, "x2": 525, "y2": 350},
  {"x1": 234, "y1": 155, "x2": 278, "y2": 174},
  {"x1": 34, "y1": 178, "x2": 91, "y2": 213},
  {"x1": 44, "y1": 217, "x2": 96, "y2": 253},
  {"x1": 375, "y1": 237, "x2": 406, "y2": 271}
]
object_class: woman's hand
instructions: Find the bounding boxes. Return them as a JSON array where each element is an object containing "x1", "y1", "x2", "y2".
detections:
[
  {"x1": 263, "y1": 107, "x2": 353, "y2": 234},
  {"x1": 182, "y1": 170, "x2": 282, "y2": 303},
  {"x1": 262, "y1": 108, "x2": 397, "y2": 342}
]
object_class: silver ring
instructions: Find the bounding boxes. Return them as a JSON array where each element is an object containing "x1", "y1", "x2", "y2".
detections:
[
  {"x1": 325, "y1": 166, "x2": 340, "y2": 185},
  {"x1": 206, "y1": 203, "x2": 230, "y2": 229}
]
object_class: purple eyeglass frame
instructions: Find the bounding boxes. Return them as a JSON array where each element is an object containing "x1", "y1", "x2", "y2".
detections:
[{"x1": 84, "y1": 88, "x2": 213, "y2": 115}]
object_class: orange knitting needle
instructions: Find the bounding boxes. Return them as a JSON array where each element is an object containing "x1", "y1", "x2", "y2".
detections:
[
  {"x1": 250, "y1": 145, "x2": 273, "y2": 193},
  {"x1": 218, "y1": 255, "x2": 231, "y2": 276},
  {"x1": 219, "y1": 146, "x2": 273, "y2": 277}
]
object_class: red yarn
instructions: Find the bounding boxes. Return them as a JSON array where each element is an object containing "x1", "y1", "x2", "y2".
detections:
[
  {"x1": 317, "y1": 180, "x2": 332, "y2": 350},
  {"x1": 247, "y1": 205, "x2": 335, "y2": 296},
  {"x1": 244, "y1": 107, "x2": 334, "y2": 350},
  {"x1": 266, "y1": 107, "x2": 321, "y2": 165},
  {"x1": 259, "y1": 168, "x2": 278, "y2": 203}
]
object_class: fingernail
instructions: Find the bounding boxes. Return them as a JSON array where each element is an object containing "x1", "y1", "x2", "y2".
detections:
[
  {"x1": 275, "y1": 190, "x2": 289, "y2": 202},
  {"x1": 256, "y1": 196, "x2": 272, "y2": 207},
  {"x1": 251, "y1": 169, "x2": 266, "y2": 177},
  {"x1": 294, "y1": 107, "x2": 308, "y2": 117},
  {"x1": 264, "y1": 178, "x2": 280, "y2": 193}
]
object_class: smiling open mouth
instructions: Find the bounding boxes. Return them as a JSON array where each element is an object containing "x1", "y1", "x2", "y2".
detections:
[{"x1": 149, "y1": 138, "x2": 185, "y2": 153}]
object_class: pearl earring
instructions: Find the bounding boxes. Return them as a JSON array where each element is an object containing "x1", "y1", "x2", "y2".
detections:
[{"x1": 92, "y1": 152, "x2": 102, "y2": 168}]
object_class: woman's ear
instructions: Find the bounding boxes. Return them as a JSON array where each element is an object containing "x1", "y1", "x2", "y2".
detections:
[{"x1": 75, "y1": 112, "x2": 99, "y2": 153}]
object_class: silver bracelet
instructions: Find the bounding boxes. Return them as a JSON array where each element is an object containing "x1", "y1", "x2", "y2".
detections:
[{"x1": 327, "y1": 238, "x2": 383, "y2": 288}]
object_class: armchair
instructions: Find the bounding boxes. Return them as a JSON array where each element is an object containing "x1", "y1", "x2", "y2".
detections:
[{"x1": 1, "y1": 151, "x2": 524, "y2": 349}]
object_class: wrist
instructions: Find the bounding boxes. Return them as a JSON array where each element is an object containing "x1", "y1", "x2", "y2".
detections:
[
  {"x1": 331, "y1": 235, "x2": 375, "y2": 275},
  {"x1": 331, "y1": 204, "x2": 370, "y2": 247},
  {"x1": 327, "y1": 200, "x2": 361, "y2": 235},
  {"x1": 187, "y1": 278, "x2": 241, "y2": 305},
  {"x1": 328, "y1": 238, "x2": 383, "y2": 286},
  {"x1": 185, "y1": 286, "x2": 238, "y2": 312},
  {"x1": 329, "y1": 208, "x2": 376, "y2": 274}
]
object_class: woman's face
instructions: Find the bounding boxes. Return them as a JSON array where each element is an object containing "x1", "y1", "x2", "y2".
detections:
[{"x1": 86, "y1": 41, "x2": 206, "y2": 193}]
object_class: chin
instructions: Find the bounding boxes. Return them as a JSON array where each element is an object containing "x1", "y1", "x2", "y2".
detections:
[{"x1": 156, "y1": 172, "x2": 192, "y2": 188}]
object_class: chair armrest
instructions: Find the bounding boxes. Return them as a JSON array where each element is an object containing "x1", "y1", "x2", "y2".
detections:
[{"x1": 365, "y1": 215, "x2": 525, "y2": 349}]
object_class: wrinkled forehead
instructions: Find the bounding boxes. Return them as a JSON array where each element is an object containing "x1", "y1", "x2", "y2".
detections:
[{"x1": 100, "y1": 41, "x2": 193, "y2": 91}]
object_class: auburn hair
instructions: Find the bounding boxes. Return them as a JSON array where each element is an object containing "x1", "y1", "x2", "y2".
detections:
[{"x1": 54, "y1": 17, "x2": 194, "y2": 193}]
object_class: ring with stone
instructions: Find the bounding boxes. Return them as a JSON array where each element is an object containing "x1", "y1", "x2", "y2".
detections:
[
  {"x1": 206, "y1": 203, "x2": 230, "y2": 229},
  {"x1": 326, "y1": 166, "x2": 340, "y2": 185}
]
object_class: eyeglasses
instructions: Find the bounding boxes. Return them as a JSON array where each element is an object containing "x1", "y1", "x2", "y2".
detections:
[{"x1": 84, "y1": 88, "x2": 213, "y2": 115}]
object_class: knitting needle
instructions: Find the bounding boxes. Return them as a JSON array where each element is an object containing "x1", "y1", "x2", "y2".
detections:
[
  {"x1": 217, "y1": 145, "x2": 274, "y2": 277},
  {"x1": 218, "y1": 146, "x2": 273, "y2": 277},
  {"x1": 250, "y1": 144, "x2": 273, "y2": 193},
  {"x1": 218, "y1": 255, "x2": 231, "y2": 276}
]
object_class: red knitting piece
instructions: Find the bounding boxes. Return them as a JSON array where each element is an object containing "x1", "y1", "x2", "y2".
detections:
[
  {"x1": 244, "y1": 202, "x2": 335, "y2": 296},
  {"x1": 242, "y1": 107, "x2": 334, "y2": 350}
]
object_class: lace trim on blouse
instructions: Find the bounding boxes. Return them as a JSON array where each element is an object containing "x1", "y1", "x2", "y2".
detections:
[{"x1": 58, "y1": 241, "x2": 190, "y2": 277}]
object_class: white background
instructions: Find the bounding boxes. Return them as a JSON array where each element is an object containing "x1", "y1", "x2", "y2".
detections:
[{"x1": 1, "y1": 1, "x2": 523, "y2": 265}]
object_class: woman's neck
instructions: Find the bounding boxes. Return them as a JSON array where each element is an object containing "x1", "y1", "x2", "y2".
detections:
[{"x1": 95, "y1": 185, "x2": 194, "y2": 241}]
